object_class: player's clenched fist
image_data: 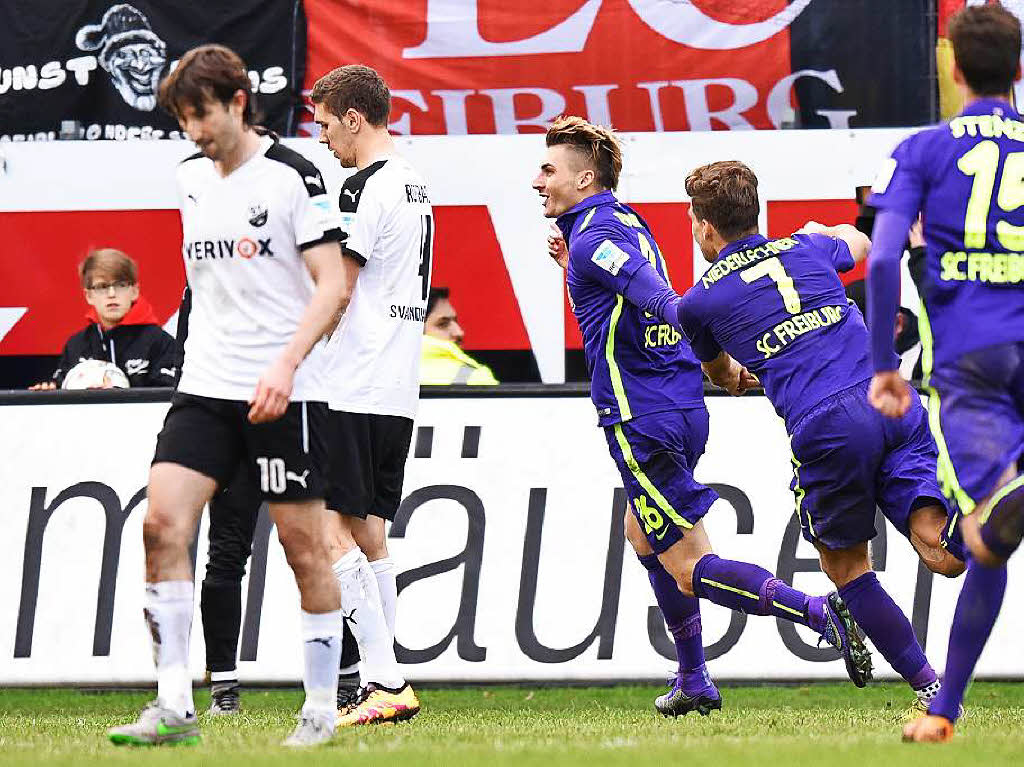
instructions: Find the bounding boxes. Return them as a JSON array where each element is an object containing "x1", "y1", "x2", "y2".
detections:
[
  {"x1": 868, "y1": 371, "x2": 912, "y2": 418},
  {"x1": 547, "y1": 224, "x2": 568, "y2": 269}
]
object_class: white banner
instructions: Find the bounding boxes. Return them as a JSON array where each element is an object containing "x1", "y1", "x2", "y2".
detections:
[{"x1": 1, "y1": 395, "x2": 1017, "y2": 685}]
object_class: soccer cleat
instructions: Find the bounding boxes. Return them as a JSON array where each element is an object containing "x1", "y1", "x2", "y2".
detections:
[
  {"x1": 655, "y1": 676, "x2": 723, "y2": 718},
  {"x1": 902, "y1": 714, "x2": 955, "y2": 743},
  {"x1": 820, "y1": 592, "x2": 873, "y2": 688},
  {"x1": 905, "y1": 690, "x2": 964, "y2": 722},
  {"x1": 335, "y1": 682, "x2": 420, "y2": 727},
  {"x1": 337, "y1": 679, "x2": 362, "y2": 717},
  {"x1": 108, "y1": 701, "x2": 200, "y2": 746},
  {"x1": 207, "y1": 681, "x2": 240, "y2": 716},
  {"x1": 282, "y1": 711, "x2": 335, "y2": 747}
]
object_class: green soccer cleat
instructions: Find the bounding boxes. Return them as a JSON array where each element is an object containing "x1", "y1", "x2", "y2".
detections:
[
  {"x1": 821, "y1": 592, "x2": 873, "y2": 688},
  {"x1": 108, "y1": 701, "x2": 200, "y2": 746}
]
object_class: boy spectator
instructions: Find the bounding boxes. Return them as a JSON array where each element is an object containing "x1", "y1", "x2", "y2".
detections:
[{"x1": 31, "y1": 248, "x2": 180, "y2": 389}]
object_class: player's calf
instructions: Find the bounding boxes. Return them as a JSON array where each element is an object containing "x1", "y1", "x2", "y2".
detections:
[
  {"x1": 967, "y1": 470, "x2": 1024, "y2": 566},
  {"x1": 908, "y1": 504, "x2": 965, "y2": 577}
]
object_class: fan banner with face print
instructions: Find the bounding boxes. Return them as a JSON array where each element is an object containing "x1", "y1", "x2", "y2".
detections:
[{"x1": 0, "y1": 1, "x2": 306, "y2": 141}]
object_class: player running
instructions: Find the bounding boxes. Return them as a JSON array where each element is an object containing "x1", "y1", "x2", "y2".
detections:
[
  {"x1": 676, "y1": 160, "x2": 965, "y2": 714},
  {"x1": 107, "y1": 45, "x2": 351, "y2": 748},
  {"x1": 866, "y1": 4, "x2": 1024, "y2": 743},
  {"x1": 310, "y1": 65, "x2": 428, "y2": 726},
  {"x1": 535, "y1": 116, "x2": 873, "y2": 713}
]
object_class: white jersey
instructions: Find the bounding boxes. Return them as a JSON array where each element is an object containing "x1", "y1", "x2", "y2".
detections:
[
  {"x1": 175, "y1": 134, "x2": 341, "y2": 402},
  {"x1": 325, "y1": 154, "x2": 433, "y2": 418}
]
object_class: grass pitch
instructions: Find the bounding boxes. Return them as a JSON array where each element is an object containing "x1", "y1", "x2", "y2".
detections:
[{"x1": 1, "y1": 683, "x2": 1023, "y2": 766}]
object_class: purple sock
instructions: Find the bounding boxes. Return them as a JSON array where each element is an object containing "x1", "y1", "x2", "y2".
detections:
[
  {"x1": 638, "y1": 553, "x2": 707, "y2": 688},
  {"x1": 930, "y1": 557, "x2": 1007, "y2": 722},
  {"x1": 691, "y1": 554, "x2": 815, "y2": 628},
  {"x1": 837, "y1": 572, "x2": 934, "y2": 689}
]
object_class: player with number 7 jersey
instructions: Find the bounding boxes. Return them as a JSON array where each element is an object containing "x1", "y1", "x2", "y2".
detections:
[{"x1": 677, "y1": 160, "x2": 966, "y2": 715}]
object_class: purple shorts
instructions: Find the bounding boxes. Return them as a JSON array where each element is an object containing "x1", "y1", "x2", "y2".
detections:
[
  {"x1": 927, "y1": 342, "x2": 1024, "y2": 514},
  {"x1": 604, "y1": 408, "x2": 719, "y2": 555},
  {"x1": 789, "y1": 380, "x2": 960, "y2": 555}
]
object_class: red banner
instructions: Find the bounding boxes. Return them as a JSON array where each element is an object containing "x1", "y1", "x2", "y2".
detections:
[{"x1": 303, "y1": 0, "x2": 821, "y2": 134}]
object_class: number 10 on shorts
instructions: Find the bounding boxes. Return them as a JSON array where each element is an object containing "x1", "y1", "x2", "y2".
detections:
[{"x1": 256, "y1": 456, "x2": 287, "y2": 494}]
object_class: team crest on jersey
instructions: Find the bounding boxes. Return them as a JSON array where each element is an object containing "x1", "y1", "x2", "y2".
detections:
[{"x1": 248, "y1": 203, "x2": 268, "y2": 227}]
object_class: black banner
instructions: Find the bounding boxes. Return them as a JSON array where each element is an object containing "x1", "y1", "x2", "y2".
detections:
[
  {"x1": 0, "y1": 1, "x2": 306, "y2": 141},
  {"x1": 789, "y1": 0, "x2": 937, "y2": 129}
]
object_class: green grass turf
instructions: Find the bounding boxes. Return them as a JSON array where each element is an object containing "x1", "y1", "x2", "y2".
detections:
[{"x1": 1, "y1": 683, "x2": 1023, "y2": 766}]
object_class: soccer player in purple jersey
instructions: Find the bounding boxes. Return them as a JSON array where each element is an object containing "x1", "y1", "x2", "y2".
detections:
[
  {"x1": 866, "y1": 5, "x2": 1024, "y2": 744},
  {"x1": 534, "y1": 117, "x2": 873, "y2": 713},
  {"x1": 675, "y1": 161, "x2": 966, "y2": 713}
]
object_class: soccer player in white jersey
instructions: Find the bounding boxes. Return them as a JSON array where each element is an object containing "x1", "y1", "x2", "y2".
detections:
[
  {"x1": 309, "y1": 65, "x2": 432, "y2": 726},
  {"x1": 107, "y1": 45, "x2": 358, "y2": 748}
]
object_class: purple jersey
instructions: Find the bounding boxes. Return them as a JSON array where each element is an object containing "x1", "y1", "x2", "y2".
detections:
[
  {"x1": 868, "y1": 98, "x2": 1024, "y2": 370},
  {"x1": 556, "y1": 191, "x2": 704, "y2": 426},
  {"x1": 679, "y1": 233, "x2": 880, "y2": 431}
]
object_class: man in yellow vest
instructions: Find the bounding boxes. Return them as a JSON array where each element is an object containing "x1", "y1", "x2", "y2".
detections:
[{"x1": 421, "y1": 287, "x2": 498, "y2": 385}]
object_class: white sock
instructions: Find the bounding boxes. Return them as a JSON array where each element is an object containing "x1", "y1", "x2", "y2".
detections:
[
  {"x1": 332, "y1": 549, "x2": 404, "y2": 689},
  {"x1": 144, "y1": 580, "x2": 195, "y2": 717},
  {"x1": 301, "y1": 609, "x2": 342, "y2": 718},
  {"x1": 370, "y1": 557, "x2": 398, "y2": 639}
]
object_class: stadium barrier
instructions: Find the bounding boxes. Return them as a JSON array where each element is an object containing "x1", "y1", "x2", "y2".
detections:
[{"x1": 1, "y1": 387, "x2": 1016, "y2": 686}]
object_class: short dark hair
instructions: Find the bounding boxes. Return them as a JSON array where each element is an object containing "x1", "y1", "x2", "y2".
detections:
[
  {"x1": 426, "y1": 287, "x2": 450, "y2": 319},
  {"x1": 684, "y1": 161, "x2": 760, "y2": 241},
  {"x1": 545, "y1": 115, "x2": 623, "y2": 191},
  {"x1": 949, "y1": 5, "x2": 1021, "y2": 97},
  {"x1": 79, "y1": 248, "x2": 138, "y2": 288},
  {"x1": 310, "y1": 65, "x2": 391, "y2": 127},
  {"x1": 158, "y1": 44, "x2": 256, "y2": 124}
]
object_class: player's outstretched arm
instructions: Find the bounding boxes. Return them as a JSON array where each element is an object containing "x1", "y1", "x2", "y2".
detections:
[
  {"x1": 249, "y1": 242, "x2": 352, "y2": 423},
  {"x1": 702, "y1": 351, "x2": 759, "y2": 396},
  {"x1": 798, "y1": 221, "x2": 871, "y2": 263},
  {"x1": 866, "y1": 207, "x2": 916, "y2": 418}
]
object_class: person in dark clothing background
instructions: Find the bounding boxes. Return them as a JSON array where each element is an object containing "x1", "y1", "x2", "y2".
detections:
[
  {"x1": 177, "y1": 285, "x2": 264, "y2": 716},
  {"x1": 30, "y1": 248, "x2": 180, "y2": 389}
]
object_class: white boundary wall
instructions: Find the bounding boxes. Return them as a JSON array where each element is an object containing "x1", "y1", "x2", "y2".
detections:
[{"x1": 1, "y1": 395, "x2": 1018, "y2": 686}]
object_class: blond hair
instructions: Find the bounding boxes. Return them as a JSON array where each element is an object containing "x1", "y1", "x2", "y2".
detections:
[
  {"x1": 78, "y1": 248, "x2": 138, "y2": 288},
  {"x1": 545, "y1": 115, "x2": 623, "y2": 190}
]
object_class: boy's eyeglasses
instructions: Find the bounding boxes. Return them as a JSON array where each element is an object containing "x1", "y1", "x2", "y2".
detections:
[{"x1": 87, "y1": 281, "x2": 134, "y2": 293}]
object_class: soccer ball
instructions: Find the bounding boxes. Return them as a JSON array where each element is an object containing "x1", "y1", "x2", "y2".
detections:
[{"x1": 62, "y1": 359, "x2": 131, "y2": 390}]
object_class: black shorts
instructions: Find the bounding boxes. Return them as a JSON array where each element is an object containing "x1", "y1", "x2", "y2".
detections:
[
  {"x1": 153, "y1": 393, "x2": 328, "y2": 502},
  {"x1": 326, "y1": 410, "x2": 413, "y2": 520}
]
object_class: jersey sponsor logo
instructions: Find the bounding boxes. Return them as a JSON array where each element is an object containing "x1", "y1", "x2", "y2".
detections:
[
  {"x1": 342, "y1": 188, "x2": 360, "y2": 203},
  {"x1": 405, "y1": 183, "x2": 430, "y2": 203},
  {"x1": 338, "y1": 212, "x2": 356, "y2": 233},
  {"x1": 591, "y1": 239, "x2": 630, "y2": 275},
  {"x1": 124, "y1": 358, "x2": 149, "y2": 376},
  {"x1": 871, "y1": 157, "x2": 897, "y2": 195},
  {"x1": 184, "y1": 238, "x2": 274, "y2": 260},
  {"x1": 247, "y1": 203, "x2": 268, "y2": 227},
  {"x1": 390, "y1": 303, "x2": 427, "y2": 322},
  {"x1": 304, "y1": 175, "x2": 324, "y2": 190},
  {"x1": 940, "y1": 251, "x2": 1024, "y2": 284},
  {"x1": 755, "y1": 304, "x2": 845, "y2": 359}
]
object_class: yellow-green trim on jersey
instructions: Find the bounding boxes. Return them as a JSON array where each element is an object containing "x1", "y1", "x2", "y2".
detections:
[
  {"x1": 612, "y1": 424, "x2": 693, "y2": 530},
  {"x1": 918, "y1": 299, "x2": 977, "y2": 514},
  {"x1": 605, "y1": 295, "x2": 631, "y2": 421}
]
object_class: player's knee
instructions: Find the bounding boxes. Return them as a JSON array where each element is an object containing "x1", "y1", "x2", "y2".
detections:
[
  {"x1": 624, "y1": 515, "x2": 651, "y2": 556},
  {"x1": 817, "y1": 547, "x2": 870, "y2": 588},
  {"x1": 142, "y1": 506, "x2": 187, "y2": 552}
]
